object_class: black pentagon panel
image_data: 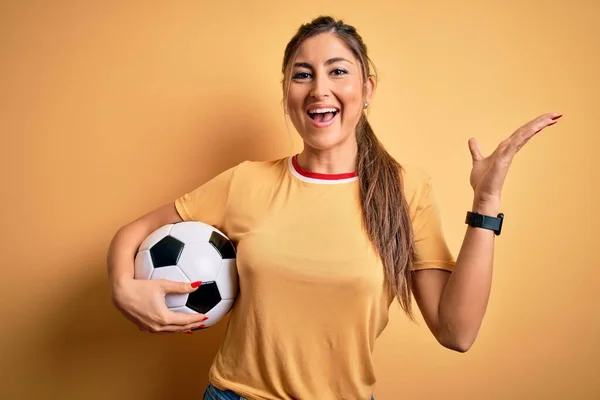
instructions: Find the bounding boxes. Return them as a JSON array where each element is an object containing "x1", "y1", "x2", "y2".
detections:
[
  {"x1": 209, "y1": 231, "x2": 236, "y2": 259},
  {"x1": 186, "y1": 281, "x2": 221, "y2": 314},
  {"x1": 150, "y1": 235, "x2": 184, "y2": 268}
]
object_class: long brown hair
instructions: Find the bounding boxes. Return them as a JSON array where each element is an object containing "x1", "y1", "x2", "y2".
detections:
[{"x1": 281, "y1": 16, "x2": 417, "y2": 320}]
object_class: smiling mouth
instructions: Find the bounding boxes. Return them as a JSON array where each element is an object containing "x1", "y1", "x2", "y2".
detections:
[{"x1": 307, "y1": 110, "x2": 339, "y2": 123}]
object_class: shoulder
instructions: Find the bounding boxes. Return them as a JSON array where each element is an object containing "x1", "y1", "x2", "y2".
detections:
[
  {"x1": 236, "y1": 156, "x2": 287, "y2": 171},
  {"x1": 399, "y1": 163, "x2": 432, "y2": 195},
  {"x1": 400, "y1": 162, "x2": 431, "y2": 182},
  {"x1": 230, "y1": 156, "x2": 289, "y2": 182},
  {"x1": 398, "y1": 162, "x2": 436, "y2": 216}
]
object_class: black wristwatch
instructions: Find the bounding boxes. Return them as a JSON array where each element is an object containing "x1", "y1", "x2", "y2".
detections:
[{"x1": 465, "y1": 211, "x2": 504, "y2": 236}]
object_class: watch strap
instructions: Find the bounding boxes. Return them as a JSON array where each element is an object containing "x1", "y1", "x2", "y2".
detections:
[{"x1": 465, "y1": 211, "x2": 504, "y2": 236}]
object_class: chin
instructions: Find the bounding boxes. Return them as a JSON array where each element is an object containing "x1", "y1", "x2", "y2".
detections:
[{"x1": 300, "y1": 128, "x2": 348, "y2": 150}]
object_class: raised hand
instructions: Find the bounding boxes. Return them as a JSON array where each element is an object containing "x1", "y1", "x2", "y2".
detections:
[{"x1": 467, "y1": 112, "x2": 562, "y2": 206}]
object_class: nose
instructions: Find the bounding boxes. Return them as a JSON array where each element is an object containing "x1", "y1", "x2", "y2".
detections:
[{"x1": 309, "y1": 72, "x2": 330, "y2": 99}]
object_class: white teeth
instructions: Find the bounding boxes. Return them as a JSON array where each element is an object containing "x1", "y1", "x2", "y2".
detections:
[{"x1": 308, "y1": 107, "x2": 338, "y2": 114}]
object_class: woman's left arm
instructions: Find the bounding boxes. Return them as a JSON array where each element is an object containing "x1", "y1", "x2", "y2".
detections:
[{"x1": 412, "y1": 112, "x2": 562, "y2": 352}]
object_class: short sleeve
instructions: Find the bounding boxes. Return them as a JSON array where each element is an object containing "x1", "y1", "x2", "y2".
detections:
[
  {"x1": 411, "y1": 176, "x2": 455, "y2": 272},
  {"x1": 174, "y1": 164, "x2": 238, "y2": 232}
]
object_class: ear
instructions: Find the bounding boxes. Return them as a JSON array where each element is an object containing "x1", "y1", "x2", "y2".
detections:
[{"x1": 364, "y1": 75, "x2": 376, "y2": 105}]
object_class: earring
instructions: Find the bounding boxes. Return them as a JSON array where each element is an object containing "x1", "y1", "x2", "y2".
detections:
[{"x1": 364, "y1": 102, "x2": 369, "y2": 109}]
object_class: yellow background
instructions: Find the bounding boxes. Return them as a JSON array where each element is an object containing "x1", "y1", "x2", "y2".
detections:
[{"x1": 1, "y1": 1, "x2": 598, "y2": 399}]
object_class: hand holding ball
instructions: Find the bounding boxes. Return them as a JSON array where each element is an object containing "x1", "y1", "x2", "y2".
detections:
[{"x1": 134, "y1": 221, "x2": 239, "y2": 329}]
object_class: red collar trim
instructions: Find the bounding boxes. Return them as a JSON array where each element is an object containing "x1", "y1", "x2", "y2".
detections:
[{"x1": 291, "y1": 155, "x2": 358, "y2": 180}]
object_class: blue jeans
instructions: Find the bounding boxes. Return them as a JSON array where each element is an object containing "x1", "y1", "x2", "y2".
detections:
[
  {"x1": 203, "y1": 383, "x2": 375, "y2": 400},
  {"x1": 203, "y1": 383, "x2": 246, "y2": 400}
]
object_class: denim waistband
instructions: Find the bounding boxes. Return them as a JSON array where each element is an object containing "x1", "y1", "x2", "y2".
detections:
[
  {"x1": 203, "y1": 384, "x2": 247, "y2": 400},
  {"x1": 202, "y1": 383, "x2": 374, "y2": 400}
]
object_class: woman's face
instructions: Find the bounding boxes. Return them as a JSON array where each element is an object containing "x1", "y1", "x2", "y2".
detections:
[{"x1": 285, "y1": 32, "x2": 374, "y2": 151}]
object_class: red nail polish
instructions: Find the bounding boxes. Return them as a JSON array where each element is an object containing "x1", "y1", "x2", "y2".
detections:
[
  {"x1": 192, "y1": 324, "x2": 205, "y2": 331},
  {"x1": 201, "y1": 316, "x2": 209, "y2": 322},
  {"x1": 184, "y1": 331, "x2": 192, "y2": 335},
  {"x1": 552, "y1": 114, "x2": 563, "y2": 120},
  {"x1": 191, "y1": 281, "x2": 202, "y2": 288}
]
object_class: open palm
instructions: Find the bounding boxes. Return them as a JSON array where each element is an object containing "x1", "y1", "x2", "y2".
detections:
[{"x1": 468, "y1": 112, "x2": 562, "y2": 204}]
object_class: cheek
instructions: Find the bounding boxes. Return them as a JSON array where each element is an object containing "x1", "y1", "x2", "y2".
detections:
[
  {"x1": 285, "y1": 93, "x2": 307, "y2": 128},
  {"x1": 339, "y1": 81, "x2": 363, "y2": 107},
  {"x1": 286, "y1": 88, "x2": 304, "y2": 112},
  {"x1": 338, "y1": 82, "x2": 364, "y2": 124}
]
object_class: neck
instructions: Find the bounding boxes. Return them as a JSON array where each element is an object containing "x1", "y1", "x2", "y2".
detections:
[{"x1": 296, "y1": 145, "x2": 357, "y2": 175}]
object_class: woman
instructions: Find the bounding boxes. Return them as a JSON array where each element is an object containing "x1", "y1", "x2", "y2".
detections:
[{"x1": 107, "y1": 15, "x2": 561, "y2": 400}]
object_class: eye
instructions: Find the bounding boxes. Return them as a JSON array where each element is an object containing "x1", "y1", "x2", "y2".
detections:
[
  {"x1": 292, "y1": 71, "x2": 311, "y2": 80},
  {"x1": 331, "y1": 68, "x2": 348, "y2": 76}
]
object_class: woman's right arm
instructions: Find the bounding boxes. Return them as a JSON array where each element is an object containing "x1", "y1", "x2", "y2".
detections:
[{"x1": 107, "y1": 202, "x2": 207, "y2": 333}]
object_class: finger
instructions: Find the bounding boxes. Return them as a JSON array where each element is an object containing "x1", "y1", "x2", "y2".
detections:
[
  {"x1": 165, "y1": 309, "x2": 209, "y2": 326},
  {"x1": 181, "y1": 326, "x2": 205, "y2": 335},
  {"x1": 146, "y1": 324, "x2": 186, "y2": 334},
  {"x1": 159, "y1": 279, "x2": 202, "y2": 294},
  {"x1": 468, "y1": 137, "x2": 484, "y2": 163},
  {"x1": 511, "y1": 113, "x2": 561, "y2": 150},
  {"x1": 532, "y1": 116, "x2": 561, "y2": 134},
  {"x1": 495, "y1": 113, "x2": 559, "y2": 159},
  {"x1": 512, "y1": 112, "x2": 561, "y2": 137},
  {"x1": 148, "y1": 320, "x2": 207, "y2": 334},
  {"x1": 183, "y1": 320, "x2": 208, "y2": 331},
  {"x1": 534, "y1": 112, "x2": 561, "y2": 123},
  {"x1": 527, "y1": 113, "x2": 562, "y2": 134}
]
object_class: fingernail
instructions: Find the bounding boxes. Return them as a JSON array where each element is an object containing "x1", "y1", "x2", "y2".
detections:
[
  {"x1": 184, "y1": 331, "x2": 192, "y2": 335},
  {"x1": 201, "y1": 316, "x2": 209, "y2": 322},
  {"x1": 552, "y1": 114, "x2": 562, "y2": 120},
  {"x1": 191, "y1": 281, "x2": 202, "y2": 288},
  {"x1": 192, "y1": 324, "x2": 205, "y2": 331}
]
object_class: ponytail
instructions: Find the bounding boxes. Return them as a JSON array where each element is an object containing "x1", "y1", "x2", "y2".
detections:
[{"x1": 356, "y1": 115, "x2": 416, "y2": 319}]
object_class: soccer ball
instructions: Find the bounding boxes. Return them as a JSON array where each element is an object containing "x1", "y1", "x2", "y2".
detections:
[{"x1": 134, "y1": 221, "x2": 238, "y2": 328}]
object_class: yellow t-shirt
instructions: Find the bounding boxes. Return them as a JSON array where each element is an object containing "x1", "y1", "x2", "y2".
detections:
[{"x1": 174, "y1": 155, "x2": 455, "y2": 400}]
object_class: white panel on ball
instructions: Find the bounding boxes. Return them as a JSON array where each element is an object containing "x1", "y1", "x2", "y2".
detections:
[
  {"x1": 216, "y1": 259, "x2": 239, "y2": 300},
  {"x1": 150, "y1": 265, "x2": 190, "y2": 309},
  {"x1": 170, "y1": 306, "x2": 196, "y2": 315},
  {"x1": 177, "y1": 242, "x2": 224, "y2": 283},
  {"x1": 169, "y1": 221, "x2": 215, "y2": 243},
  {"x1": 138, "y1": 224, "x2": 173, "y2": 251},
  {"x1": 134, "y1": 250, "x2": 153, "y2": 280},
  {"x1": 204, "y1": 299, "x2": 234, "y2": 327}
]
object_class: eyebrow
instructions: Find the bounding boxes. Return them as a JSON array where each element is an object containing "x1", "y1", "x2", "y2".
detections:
[{"x1": 293, "y1": 57, "x2": 353, "y2": 69}]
